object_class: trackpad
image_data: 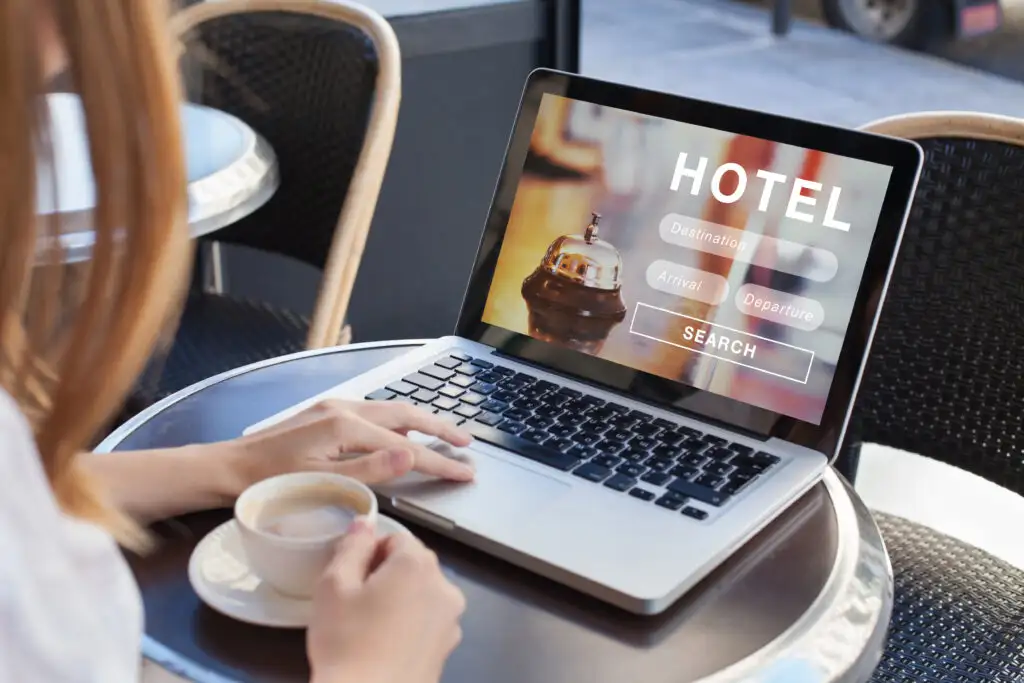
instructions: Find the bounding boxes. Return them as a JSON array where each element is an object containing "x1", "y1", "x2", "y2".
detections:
[{"x1": 386, "y1": 440, "x2": 570, "y2": 528}]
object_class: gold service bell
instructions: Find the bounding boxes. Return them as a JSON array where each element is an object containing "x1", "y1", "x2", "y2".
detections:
[{"x1": 521, "y1": 212, "x2": 627, "y2": 353}]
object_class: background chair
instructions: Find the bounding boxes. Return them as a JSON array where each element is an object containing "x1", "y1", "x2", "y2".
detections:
[
  {"x1": 844, "y1": 112, "x2": 1024, "y2": 682},
  {"x1": 137, "y1": 0, "x2": 400, "y2": 405}
]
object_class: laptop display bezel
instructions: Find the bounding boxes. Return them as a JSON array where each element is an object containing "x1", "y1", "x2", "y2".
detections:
[{"x1": 455, "y1": 69, "x2": 923, "y2": 460}]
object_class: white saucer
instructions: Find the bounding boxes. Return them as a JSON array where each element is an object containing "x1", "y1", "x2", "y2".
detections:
[{"x1": 188, "y1": 515, "x2": 411, "y2": 629}]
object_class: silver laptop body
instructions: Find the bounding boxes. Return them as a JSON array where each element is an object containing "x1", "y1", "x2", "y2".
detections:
[{"x1": 245, "y1": 71, "x2": 922, "y2": 615}]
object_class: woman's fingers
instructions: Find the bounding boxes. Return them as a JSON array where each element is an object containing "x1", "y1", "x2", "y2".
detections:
[
  {"x1": 321, "y1": 516, "x2": 379, "y2": 589},
  {"x1": 352, "y1": 420, "x2": 475, "y2": 482},
  {"x1": 333, "y1": 448, "x2": 416, "y2": 484},
  {"x1": 366, "y1": 403, "x2": 473, "y2": 447}
]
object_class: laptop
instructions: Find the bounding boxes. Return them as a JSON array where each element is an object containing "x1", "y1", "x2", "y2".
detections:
[{"x1": 245, "y1": 70, "x2": 923, "y2": 615}]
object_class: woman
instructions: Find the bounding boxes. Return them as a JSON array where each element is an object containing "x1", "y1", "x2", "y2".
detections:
[{"x1": 1, "y1": 1, "x2": 471, "y2": 682}]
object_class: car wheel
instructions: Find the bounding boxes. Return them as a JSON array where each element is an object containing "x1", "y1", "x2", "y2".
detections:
[{"x1": 821, "y1": 0, "x2": 951, "y2": 50}]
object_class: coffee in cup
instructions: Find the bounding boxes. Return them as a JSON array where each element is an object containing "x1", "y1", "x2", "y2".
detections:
[{"x1": 235, "y1": 472, "x2": 378, "y2": 598}]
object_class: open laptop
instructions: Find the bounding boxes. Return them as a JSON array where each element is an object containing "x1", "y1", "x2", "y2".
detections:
[{"x1": 245, "y1": 70, "x2": 922, "y2": 615}]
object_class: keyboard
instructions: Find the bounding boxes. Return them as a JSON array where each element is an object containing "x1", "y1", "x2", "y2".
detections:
[{"x1": 365, "y1": 352, "x2": 781, "y2": 521}]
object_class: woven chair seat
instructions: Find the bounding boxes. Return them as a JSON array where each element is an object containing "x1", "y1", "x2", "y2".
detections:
[
  {"x1": 870, "y1": 512, "x2": 1024, "y2": 682},
  {"x1": 144, "y1": 292, "x2": 309, "y2": 403}
]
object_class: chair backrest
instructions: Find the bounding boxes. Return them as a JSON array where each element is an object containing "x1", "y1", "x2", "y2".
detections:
[
  {"x1": 853, "y1": 112, "x2": 1024, "y2": 496},
  {"x1": 172, "y1": 0, "x2": 400, "y2": 347}
]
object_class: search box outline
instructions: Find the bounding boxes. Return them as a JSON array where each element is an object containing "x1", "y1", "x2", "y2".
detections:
[{"x1": 628, "y1": 302, "x2": 815, "y2": 385}]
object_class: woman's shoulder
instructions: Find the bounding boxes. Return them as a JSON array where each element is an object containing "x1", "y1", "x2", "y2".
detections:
[
  {"x1": 0, "y1": 387, "x2": 144, "y2": 681},
  {"x1": 0, "y1": 386, "x2": 51, "y2": 497}
]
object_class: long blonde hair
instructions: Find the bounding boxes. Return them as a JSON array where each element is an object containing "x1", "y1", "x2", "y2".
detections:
[{"x1": 0, "y1": 0, "x2": 191, "y2": 546}]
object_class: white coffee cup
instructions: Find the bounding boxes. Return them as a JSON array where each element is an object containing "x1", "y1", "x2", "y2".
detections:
[{"x1": 234, "y1": 472, "x2": 378, "y2": 598}]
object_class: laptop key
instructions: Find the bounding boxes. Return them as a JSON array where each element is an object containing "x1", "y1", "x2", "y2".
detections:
[
  {"x1": 752, "y1": 451, "x2": 781, "y2": 466},
  {"x1": 680, "y1": 454, "x2": 707, "y2": 468},
  {"x1": 480, "y1": 399, "x2": 507, "y2": 414},
  {"x1": 695, "y1": 473, "x2": 724, "y2": 489},
  {"x1": 454, "y1": 405, "x2": 482, "y2": 419},
  {"x1": 476, "y1": 371, "x2": 503, "y2": 384},
  {"x1": 706, "y1": 461, "x2": 735, "y2": 477},
  {"x1": 641, "y1": 471, "x2": 671, "y2": 486},
  {"x1": 535, "y1": 405, "x2": 564, "y2": 419},
  {"x1": 728, "y1": 443, "x2": 753, "y2": 456},
  {"x1": 670, "y1": 465, "x2": 700, "y2": 480},
  {"x1": 504, "y1": 408, "x2": 531, "y2": 422},
  {"x1": 595, "y1": 440, "x2": 625, "y2": 456},
  {"x1": 667, "y1": 479, "x2": 728, "y2": 507},
  {"x1": 451, "y1": 375, "x2": 476, "y2": 389},
  {"x1": 365, "y1": 389, "x2": 394, "y2": 401},
  {"x1": 491, "y1": 366, "x2": 515, "y2": 376},
  {"x1": 433, "y1": 397, "x2": 460, "y2": 411},
  {"x1": 721, "y1": 477, "x2": 755, "y2": 496},
  {"x1": 645, "y1": 457, "x2": 674, "y2": 472},
  {"x1": 522, "y1": 429, "x2": 548, "y2": 444},
  {"x1": 630, "y1": 436, "x2": 658, "y2": 451},
  {"x1": 617, "y1": 463, "x2": 645, "y2": 478},
  {"x1": 572, "y1": 432, "x2": 601, "y2": 446},
  {"x1": 435, "y1": 357, "x2": 463, "y2": 370},
  {"x1": 593, "y1": 454, "x2": 622, "y2": 469},
  {"x1": 411, "y1": 389, "x2": 438, "y2": 403},
  {"x1": 462, "y1": 421, "x2": 580, "y2": 471},
  {"x1": 573, "y1": 463, "x2": 611, "y2": 482},
  {"x1": 474, "y1": 411, "x2": 503, "y2": 427},
  {"x1": 493, "y1": 389, "x2": 517, "y2": 403},
  {"x1": 513, "y1": 397, "x2": 541, "y2": 411},
  {"x1": 681, "y1": 506, "x2": 708, "y2": 521},
  {"x1": 460, "y1": 392, "x2": 486, "y2": 406},
  {"x1": 450, "y1": 352, "x2": 472, "y2": 362},
  {"x1": 548, "y1": 423, "x2": 577, "y2": 438},
  {"x1": 455, "y1": 364, "x2": 481, "y2": 376},
  {"x1": 468, "y1": 358, "x2": 493, "y2": 368},
  {"x1": 655, "y1": 494, "x2": 685, "y2": 511},
  {"x1": 404, "y1": 373, "x2": 444, "y2": 391},
  {"x1": 497, "y1": 420, "x2": 527, "y2": 435},
  {"x1": 439, "y1": 385, "x2": 465, "y2": 399},
  {"x1": 604, "y1": 474, "x2": 636, "y2": 492},
  {"x1": 420, "y1": 366, "x2": 456, "y2": 381},
  {"x1": 567, "y1": 445, "x2": 596, "y2": 460},
  {"x1": 527, "y1": 416, "x2": 554, "y2": 429},
  {"x1": 386, "y1": 380, "x2": 418, "y2": 396},
  {"x1": 547, "y1": 437, "x2": 575, "y2": 453},
  {"x1": 628, "y1": 488, "x2": 656, "y2": 502},
  {"x1": 472, "y1": 382, "x2": 498, "y2": 395}
]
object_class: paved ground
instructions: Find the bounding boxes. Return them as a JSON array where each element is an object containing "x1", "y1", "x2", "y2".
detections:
[{"x1": 580, "y1": 0, "x2": 1024, "y2": 128}]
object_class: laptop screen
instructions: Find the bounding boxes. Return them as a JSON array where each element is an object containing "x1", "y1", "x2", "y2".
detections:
[{"x1": 479, "y1": 93, "x2": 894, "y2": 426}]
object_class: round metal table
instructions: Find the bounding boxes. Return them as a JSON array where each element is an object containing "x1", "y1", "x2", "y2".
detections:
[
  {"x1": 97, "y1": 341, "x2": 894, "y2": 683},
  {"x1": 37, "y1": 93, "x2": 278, "y2": 263}
]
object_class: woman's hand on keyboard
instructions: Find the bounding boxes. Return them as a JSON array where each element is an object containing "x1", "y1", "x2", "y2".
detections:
[{"x1": 229, "y1": 399, "x2": 475, "y2": 490}]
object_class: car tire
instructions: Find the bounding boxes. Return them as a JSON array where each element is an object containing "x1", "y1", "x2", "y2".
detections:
[{"x1": 820, "y1": 0, "x2": 951, "y2": 50}]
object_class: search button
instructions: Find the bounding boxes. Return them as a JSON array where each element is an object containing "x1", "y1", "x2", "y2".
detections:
[{"x1": 629, "y1": 303, "x2": 815, "y2": 384}]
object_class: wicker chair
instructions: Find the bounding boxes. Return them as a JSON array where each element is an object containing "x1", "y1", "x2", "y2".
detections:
[
  {"x1": 847, "y1": 112, "x2": 1024, "y2": 682},
  {"x1": 137, "y1": 0, "x2": 400, "y2": 404}
]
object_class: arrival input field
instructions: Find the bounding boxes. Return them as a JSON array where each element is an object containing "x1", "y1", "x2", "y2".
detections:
[{"x1": 629, "y1": 302, "x2": 816, "y2": 384}]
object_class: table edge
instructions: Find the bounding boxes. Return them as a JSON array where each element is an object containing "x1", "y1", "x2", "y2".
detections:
[
  {"x1": 100, "y1": 340, "x2": 892, "y2": 683},
  {"x1": 95, "y1": 340, "x2": 431, "y2": 454}
]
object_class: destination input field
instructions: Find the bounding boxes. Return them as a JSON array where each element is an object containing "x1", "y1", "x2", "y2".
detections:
[
  {"x1": 658, "y1": 214, "x2": 839, "y2": 283},
  {"x1": 629, "y1": 302, "x2": 815, "y2": 384}
]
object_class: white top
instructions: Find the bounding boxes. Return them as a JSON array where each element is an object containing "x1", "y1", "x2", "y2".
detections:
[{"x1": 0, "y1": 388, "x2": 142, "y2": 682}]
